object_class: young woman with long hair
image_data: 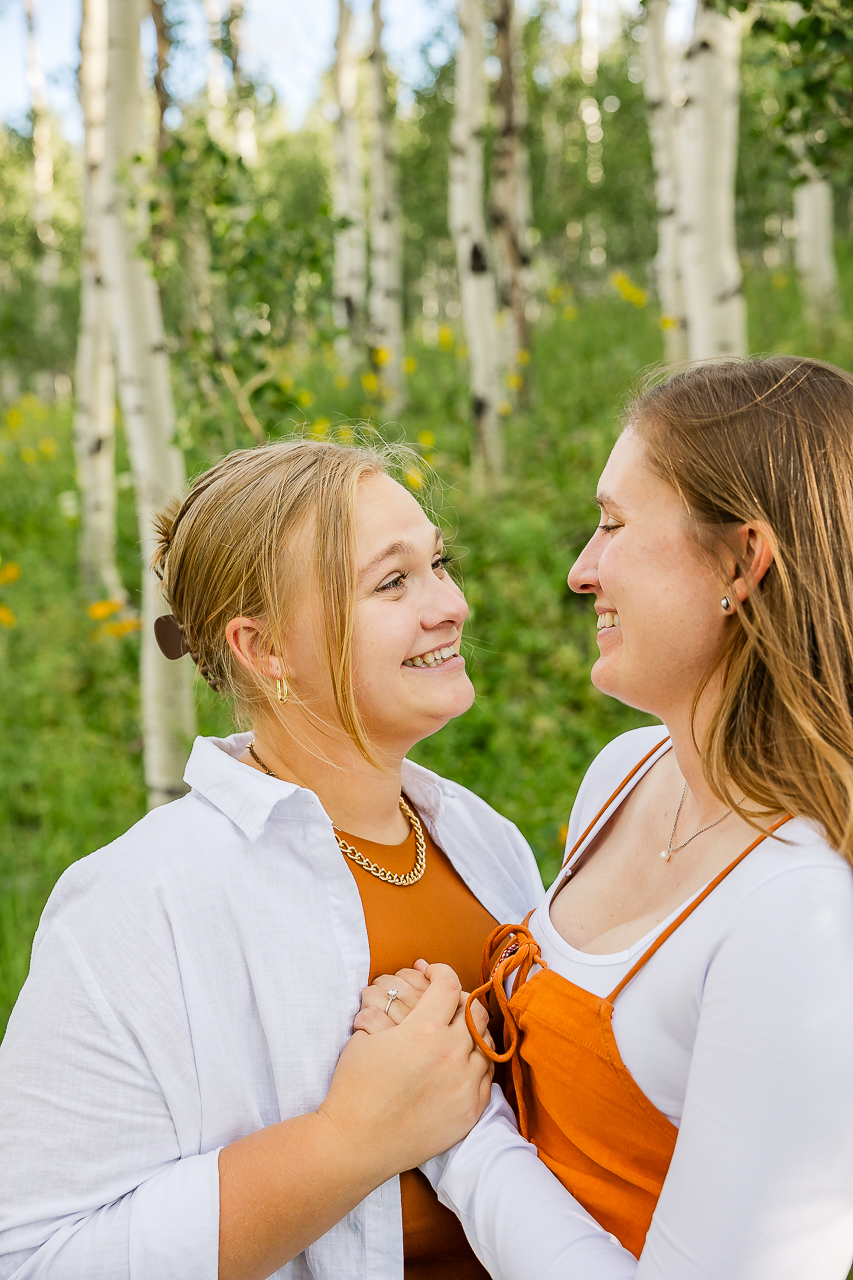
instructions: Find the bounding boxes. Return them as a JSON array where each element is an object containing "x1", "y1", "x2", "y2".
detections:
[
  {"x1": 0, "y1": 440, "x2": 543, "y2": 1280},
  {"x1": 360, "y1": 356, "x2": 853, "y2": 1279}
]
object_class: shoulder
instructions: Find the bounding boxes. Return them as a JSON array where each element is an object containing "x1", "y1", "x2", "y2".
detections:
[
  {"x1": 570, "y1": 725, "x2": 669, "y2": 823},
  {"x1": 34, "y1": 789, "x2": 243, "y2": 954}
]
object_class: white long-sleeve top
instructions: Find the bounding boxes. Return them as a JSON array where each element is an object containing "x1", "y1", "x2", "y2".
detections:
[
  {"x1": 424, "y1": 726, "x2": 853, "y2": 1280},
  {"x1": 0, "y1": 732, "x2": 543, "y2": 1280}
]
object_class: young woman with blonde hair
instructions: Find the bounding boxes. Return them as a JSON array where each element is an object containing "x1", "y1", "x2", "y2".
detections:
[
  {"x1": 0, "y1": 439, "x2": 542, "y2": 1280},
  {"x1": 360, "y1": 356, "x2": 853, "y2": 1279}
]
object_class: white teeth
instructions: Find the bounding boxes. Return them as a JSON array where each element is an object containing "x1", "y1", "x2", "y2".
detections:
[{"x1": 404, "y1": 646, "x2": 458, "y2": 668}]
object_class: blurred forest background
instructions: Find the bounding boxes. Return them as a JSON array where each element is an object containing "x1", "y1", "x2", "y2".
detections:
[{"x1": 0, "y1": 0, "x2": 851, "y2": 1034}]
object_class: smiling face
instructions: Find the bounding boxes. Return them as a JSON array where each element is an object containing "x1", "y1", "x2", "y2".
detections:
[
  {"x1": 568, "y1": 429, "x2": 730, "y2": 723},
  {"x1": 277, "y1": 472, "x2": 474, "y2": 761}
]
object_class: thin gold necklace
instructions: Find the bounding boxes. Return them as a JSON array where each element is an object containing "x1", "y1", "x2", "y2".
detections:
[
  {"x1": 660, "y1": 780, "x2": 738, "y2": 861},
  {"x1": 248, "y1": 741, "x2": 427, "y2": 887}
]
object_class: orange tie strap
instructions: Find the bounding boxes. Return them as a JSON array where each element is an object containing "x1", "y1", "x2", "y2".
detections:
[{"x1": 465, "y1": 916, "x2": 545, "y2": 1064}]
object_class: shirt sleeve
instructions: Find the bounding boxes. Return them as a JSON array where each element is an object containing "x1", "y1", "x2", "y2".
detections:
[
  {"x1": 0, "y1": 920, "x2": 221, "y2": 1280},
  {"x1": 423, "y1": 864, "x2": 853, "y2": 1280}
]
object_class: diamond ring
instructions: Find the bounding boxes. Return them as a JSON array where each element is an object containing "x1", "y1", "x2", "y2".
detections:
[{"x1": 384, "y1": 989, "x2": 400, "y2": 1015}]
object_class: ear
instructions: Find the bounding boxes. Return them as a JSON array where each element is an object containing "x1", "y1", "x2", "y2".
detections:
[
  {"x1": 225, "y1": 617, "x2": 283, "y2": 680},
  {"x1": 729, "y1": 521, "x2": 775, "y2": 606}
]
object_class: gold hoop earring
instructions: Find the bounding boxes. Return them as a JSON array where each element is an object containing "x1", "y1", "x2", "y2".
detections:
[{"x1": 276, "y1": 676, "x2": 288, "y2": 704}]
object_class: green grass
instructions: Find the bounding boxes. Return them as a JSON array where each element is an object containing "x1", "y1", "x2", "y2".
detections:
[{"x1": 1, "y1": 257, "x2": 851, "y2": 1036}]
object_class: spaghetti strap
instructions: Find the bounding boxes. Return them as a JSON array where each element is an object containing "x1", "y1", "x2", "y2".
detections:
[
  {"x1": 607, "y1": 814, "x2": 793, "y2": 1003},
  {"x1": 561, "y1": 736, "x2": 671, "y2": 870}
]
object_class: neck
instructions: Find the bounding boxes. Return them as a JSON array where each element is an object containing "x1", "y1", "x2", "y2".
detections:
[
  {"x1": 659, "y1": 684, "x2": 731, "y2": 825},
  {"x1": 247, "y1": 711, "x2": 411, "y2": 844}
]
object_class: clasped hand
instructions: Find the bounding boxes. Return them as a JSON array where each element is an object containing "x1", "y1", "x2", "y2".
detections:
[{"x1": 319, "y1": 962, "x2": 493, "y2": 1186}]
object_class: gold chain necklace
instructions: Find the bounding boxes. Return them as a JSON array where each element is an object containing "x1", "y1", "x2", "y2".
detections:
[{"x1": 248, "y1": 741, "x2": 427, "y2": 887}]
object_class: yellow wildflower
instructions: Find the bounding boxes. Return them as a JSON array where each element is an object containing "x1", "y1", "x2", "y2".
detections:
[
  {"x1": 403, "y1": 357, "x2": 417, "y2": 375},
  {"x1": 506, "y1": 372, "x2": 523, "y2": 392},
  {"x1": 20, "y1": 446, "x2": 37, "y2": 465},
  {"x1": 0, "y1": 604, "x2": 16, "y2": 628},
  {"x1": 296, "y1": 389, "x2": 315, "y2": 408},
  {"x1": 372, "y1": 347, "x2": 391, "y2": 367},
  {"x1": 0, "y1": 562, "x2": 21, "y2": 585},
  {"x1": 104, "y1": 618, "x2": 142, "y2": 638},
  {"x1": 405, "y1": 467, "x2": 425, "y2": 490},
  {"x1": 609, "y1": 271, "x2": 647, "y2": 308},
  {"x1": 658, "y1": 315, "x2": 679, "y2": 331},
  {"x1": 438, "y1": 326, "x2": 454, "y2": 350},
  {"x1": 87, "y1": 599, "x2": 123, "y2": 620},
  {"x1": 361, "y1": 372, "x2": 378, "y2": 394},
  {"x1": 39, "y1": 437, "x2": 56, "y2": 458},
  {"x1": 516, "y1": 349, "x2": 530, "y2": 365}
]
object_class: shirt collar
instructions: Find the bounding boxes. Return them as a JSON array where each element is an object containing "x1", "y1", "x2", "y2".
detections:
[{"x1": 183, "y1": 733, "x2": 457, "y2": 843}]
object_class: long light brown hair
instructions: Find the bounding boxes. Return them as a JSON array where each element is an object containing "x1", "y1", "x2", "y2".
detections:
[
  {"x1": 631, "y1": 356, "x2": 853, "y2": 862},
  {"x1": 152, "y1": 437, "x2": 425, "y2": 764}
]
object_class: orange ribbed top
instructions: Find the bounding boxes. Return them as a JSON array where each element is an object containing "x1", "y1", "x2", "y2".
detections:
[{"x1": 338, "y1": 805, "x2": 496, "y2": 1280}]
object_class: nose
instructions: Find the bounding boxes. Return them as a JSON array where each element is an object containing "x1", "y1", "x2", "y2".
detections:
[
  {"x1": 568, "y1": 533, "x2": 601, "y2": 596},
  {"x1": 422, "y1": 570, "x2": 469, "y2": 633}
]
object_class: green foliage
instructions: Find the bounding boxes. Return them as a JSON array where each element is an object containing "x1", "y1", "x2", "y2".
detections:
[
  {"x1": 4, "y1": 248, "x2": 853, "y2": 1035},
  {"x1": 729, "y1": 0, "x2": 853, "y2": 179},
  {"x1": 0, "y1": 126, "x2": 81, "y2": 388}
]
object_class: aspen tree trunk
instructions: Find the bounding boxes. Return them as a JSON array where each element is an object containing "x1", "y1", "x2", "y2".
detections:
[
  {"x1": 490, "y1": 0, "x2": 532, "y2": 365},
  {"x1": 74, "y1": 0, "x2": 126, "y2": 603},
  {"x1": 25, "y1": 0, "x2": 53, "y2": 244},
  {"x1": 642, "y1": 0, "x2": 688, "y2": 362},
  {"x1": 367, "y1": 0, "x2": 405, "y2": 413},
  {"x1": 794, "y1": 169, "x2": 840, "y2": 322},
  {"x1": 101, "y1": 0, "x2": 195, "y2": 807},
  {"x1": 579, "y1": 0, "x2": 599, "y2": 86},
  {"x1": 332, "y1": 0, "x2": 367, "y2": 354},
  {"x1": 202, "y1": 0, "x2": 228, "y2": 143},
  {"x1": 226, "y1": 3, "x2": 257, "y2": 166},
  {"x1": 676, "y1": 0, "x2": 746, "y2": 361},
  {"x1": 450, "y1": 0, "x2": 503, "y2": 483}
]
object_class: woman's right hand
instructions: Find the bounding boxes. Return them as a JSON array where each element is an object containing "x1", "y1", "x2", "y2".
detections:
[{"x1": 319, "y1": 962, "x2": 494, "y2": 1181}]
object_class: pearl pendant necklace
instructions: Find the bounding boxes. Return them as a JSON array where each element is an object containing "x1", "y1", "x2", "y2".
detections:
[{"x1": 660, "y1": 781, "x2": 735, "y2": 861}]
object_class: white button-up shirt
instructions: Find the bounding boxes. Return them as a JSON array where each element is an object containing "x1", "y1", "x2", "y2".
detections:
[{"x1": 0, "y1": 733, "x2": 543, "y2": 1280}]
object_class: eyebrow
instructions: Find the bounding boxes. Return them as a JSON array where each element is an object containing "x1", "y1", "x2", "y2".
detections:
[
  {"x1": 358, "y1": 526, "x2": 442, "y2": 581},
  {"x1": 595, "y1": 489, "x2": 623, "y2": 512}
]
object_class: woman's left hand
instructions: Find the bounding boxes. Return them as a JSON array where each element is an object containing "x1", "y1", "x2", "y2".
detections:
[
  {"x1": 355, "y1": 963, "x2": 493, "y2": 1053},
  {"x1": 354, "y1": 967, "x2": 431, "y2": 1032}
]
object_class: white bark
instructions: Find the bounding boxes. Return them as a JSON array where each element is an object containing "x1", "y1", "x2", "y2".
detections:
[
  {"x1": 794, "y1": 170, "x2": 840, "y2": 320},
  {"x1": 74, "y1": 0, "x2": 126, "y2": 603},
  {"x1": 332, "y1": 0, "x2": 367, "y2": 352},
  {"x1": 367, "y1": 0, "x2": 405, "y2": 413},
  {"x1": 102, "y1": 0, "x2": 195, "y2": 807},
  {"x1": 579, "y1": 0, "x2": 599, "y2": 86},
  {"x1": 25, "y1": 0, "x2": 53, "y2": 243},
  {"x1": 676, "y1": 1, "x2": 746, "y2": 361},
  {"x1": 450, "y1": 0, "x2": 503, "y2": 483},
  {"x1": 490, "y1": 0, "x2": 532, "y2": 364},
  {"x1": 642, "y1": 0, "x2": 688, "y2": 363},
  {"x1": 202, "y1": 0, "x2": 228, "y2": 143}
]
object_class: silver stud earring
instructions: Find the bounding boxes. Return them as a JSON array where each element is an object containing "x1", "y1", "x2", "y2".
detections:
[{"x1": 721, "y1": 596, "x2": 732, "y2": 613}]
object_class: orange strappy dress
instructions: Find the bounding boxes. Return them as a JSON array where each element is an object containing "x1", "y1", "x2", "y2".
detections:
[{"x1": 466, "y1": 739, "x2": 791, "y2": 1260}]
